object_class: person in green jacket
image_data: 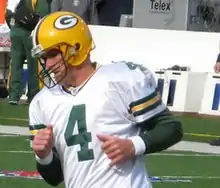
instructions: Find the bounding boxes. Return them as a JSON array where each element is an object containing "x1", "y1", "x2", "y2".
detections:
[{"x1": 6, "y1": 0, "x2": 52, "y2": 105}]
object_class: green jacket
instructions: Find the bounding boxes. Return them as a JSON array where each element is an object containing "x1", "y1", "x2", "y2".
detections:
[
  {"x1": 35, "y1": 0, "x2": 52, "y2": 18},
  {"x1": 8, "y1": 0, "x2": 51, "y2": 37}
]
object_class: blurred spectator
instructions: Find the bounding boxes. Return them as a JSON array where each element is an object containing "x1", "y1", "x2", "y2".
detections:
[
  {"x1": 51, "y1": 0, "x2": 133, "y2": 26},
  {"x1": 97, "y1": 0, "x2": 133, "y2": 26},
  {"x1": 6, "y1": 0, "x2": 51, "y2": 105},
  {"x1": 210, "y1": 53, "x2": 220, "y2": 146},
  {"x1": 214, "y1": 53, "x2": 220, "y2": 73},
  {"x1": 51, "y1": 0, "x2": 99, "y2": 24},
  {"x1": 35, "y1": 0, "x2": 53, "y2": 18}
]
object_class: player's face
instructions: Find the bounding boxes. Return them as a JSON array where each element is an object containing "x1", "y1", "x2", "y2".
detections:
[{"x1": 43, "y1": 49, "x2": 67, "y2": 84}]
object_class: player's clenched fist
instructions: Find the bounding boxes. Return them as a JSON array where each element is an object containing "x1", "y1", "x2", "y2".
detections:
[
  {"x1": 32, "y1": 125, "x2": 54, "y2": 159},
  {"x1": 97, "y1": 134, "x2": 135, "y2": 166}
]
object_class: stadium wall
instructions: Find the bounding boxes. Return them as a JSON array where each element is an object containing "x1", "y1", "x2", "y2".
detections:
[{"x1": 1, "y1": 25, "x2": 220, "y2": 115}]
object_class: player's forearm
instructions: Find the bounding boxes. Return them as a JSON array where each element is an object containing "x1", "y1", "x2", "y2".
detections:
[
  {"x1": 139, "y1": 108, "x2": 183, "y2": 154},
  {"x1": 36, "y1": 149, "x2": 63, "y2": 186}
]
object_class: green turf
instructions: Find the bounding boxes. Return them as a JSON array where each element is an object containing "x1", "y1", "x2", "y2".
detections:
[
  {"x1": 0, "y1": 136, "x2": 219, "y2": 188},
  {"x1": 1, "y1": 99, "x2": 220, "y2": 187},
  {"x1": 1, "y1": 99, "x2": 220, "y2": 143},
  {"x1": 153, "y1": 180, "x2": 220, "y2": 188},
  {"x1": 0, "y1": 179, "x2": 63, "y2": 188},
  {"x1": 0, "y1": 136, "x2": 30, "y2": 151},
  {"x1": 147, "y1": 154, "x2": 220, "y2": 176},
  {"x1": 0, "y1": 99, "x2": 28, "y2": 126}
]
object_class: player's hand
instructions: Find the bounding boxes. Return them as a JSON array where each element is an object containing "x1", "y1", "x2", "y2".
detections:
[
  {"x1": 214, "y1": 63, "x2": 220, "y2": 73},
  {"x1": 97, "y1": 134, "x2": 135, "y2": 166},
  {"x1": 32, "y1": 125, "x2": 53, "y2": 159}
]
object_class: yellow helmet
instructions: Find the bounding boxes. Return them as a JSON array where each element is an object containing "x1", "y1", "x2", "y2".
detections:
[{"x1": 31, "y1": 11, "x2": 93, "y2": 66}]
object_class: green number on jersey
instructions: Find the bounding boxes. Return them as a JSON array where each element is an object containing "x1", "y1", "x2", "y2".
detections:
[
  {"x1": 64, "y1": 104, "x2": 94, "y2": 161},
  {"x1": 125, "y1": 61, "x2": 147, "y2": 72}
]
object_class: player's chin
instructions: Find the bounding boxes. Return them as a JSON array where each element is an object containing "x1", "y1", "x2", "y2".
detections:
[
  {"x1": 57, "y1": 74, "x2": 68, "y2": 84},
  {"x1": 53, "y1": 75, "x2": 64, "y2": 84}
]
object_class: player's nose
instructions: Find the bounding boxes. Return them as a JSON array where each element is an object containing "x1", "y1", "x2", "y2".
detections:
[{"x1": 46, "y1": 58, "x2": 55, "y2": 69}]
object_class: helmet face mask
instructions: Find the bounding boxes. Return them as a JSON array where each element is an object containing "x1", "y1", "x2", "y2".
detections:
[
  {"x1": 31, "y1": 11, "x2": 93, "y2": 88},
  {"x1": 38, "y1": 48, "x2": 68, "y2": 88},
  {"x1": 37, "y1": 44, "x2": 79, "y2": 88}
]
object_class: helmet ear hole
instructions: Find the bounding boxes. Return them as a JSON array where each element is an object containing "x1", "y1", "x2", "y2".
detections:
[
  {"x1": 68, "y1": 43, "x2": 81, "y2": 56},
  {"x1": 67, "y1": 47, "x2": 75, "y2": 56},
  {"x1": 75, "y1": 43, "x2": 80, "y2": 51}
]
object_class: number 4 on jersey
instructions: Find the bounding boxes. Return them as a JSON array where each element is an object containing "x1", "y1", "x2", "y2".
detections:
[
  {"x1": 125, "y1": 61, "x2": 147, "y2": 72},
  {"x1": 64, "y1": 104, "x2": 94, "y2": 162}
]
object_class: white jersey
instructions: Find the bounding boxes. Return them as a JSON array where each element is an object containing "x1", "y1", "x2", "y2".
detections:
[{"x1": 29, "y1": 61, "x2": 166, "y2": 188}]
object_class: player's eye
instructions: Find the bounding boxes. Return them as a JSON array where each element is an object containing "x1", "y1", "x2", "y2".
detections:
[{"x1": 41, "y1": 48, "x2": 62, "y2": 60}]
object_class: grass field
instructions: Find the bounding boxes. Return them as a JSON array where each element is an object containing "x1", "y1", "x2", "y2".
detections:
[{"x1": 1, "y1": 99, "x2": 220, "y2": 188}]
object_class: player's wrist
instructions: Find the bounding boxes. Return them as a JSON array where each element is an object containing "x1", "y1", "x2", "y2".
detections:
[
  {"x1": 35, "y1": 150, "x2": 53, "y2": 165},
  {"x1": 128, "y1": 136, "x2": 146, "y2": 156}
]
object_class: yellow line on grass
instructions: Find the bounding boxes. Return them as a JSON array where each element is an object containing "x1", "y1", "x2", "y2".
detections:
[
  {"x1": 0, "y1": 117, "x2": 220, "y2": 139},
  {"x1": 0, "y1": 117, "x2": 28, "y2": 122},
  {"x1": 185, "y1": 133, "x2": 220, "y2": 138}
]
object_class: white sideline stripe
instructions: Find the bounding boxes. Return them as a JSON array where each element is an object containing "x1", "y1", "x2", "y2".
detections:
[
  {"x1": 1, "y1": 125, "x2": 220, "y2": 154},
  {"x1": 156, "y1": 176, "x2": 220, "y2": 179},
  {"x1": 0, "y1": 134, "x2": 26, "y2": 137},
  {"x1": 151, "y1": 153, "x2": 220, "y2": 157},
  {"x1": 0, "y1": 125, "x2": 29, "y2": 135},
  {"x1": 0, "y1": 150, "x2": 220, "y2": 157},
  {"x1": 168, "y1": 141, "x2": 220, "y2": 154},
  {"x1": 0, "y1": 150, "x2": 32, "y2": 153}
]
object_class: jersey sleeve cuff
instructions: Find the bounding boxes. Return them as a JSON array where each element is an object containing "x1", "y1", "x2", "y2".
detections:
[
  {"x1": 35, "y1": 150, "x2": 53, "y2": 165},
  {"x1": 129, "y1": 136, "x2": 146, "y2": 156}
]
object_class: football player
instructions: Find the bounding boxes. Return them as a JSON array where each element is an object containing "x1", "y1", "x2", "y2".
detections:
[{"x1": 29, "y1": 11, "x2": 183, "y2": 188}]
